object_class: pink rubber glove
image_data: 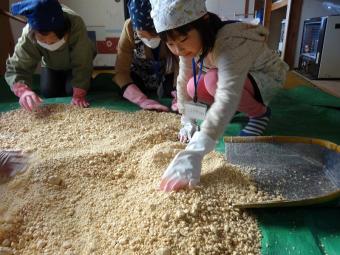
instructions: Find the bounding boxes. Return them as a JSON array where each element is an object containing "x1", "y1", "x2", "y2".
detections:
[
  {"x1": 0, "y1": 150, "x2": 31, "y2": 180},
  {"x1": 123, "y1": 84, "x2": 169, "y2": 112},
  {"x1": 12, "y1": 83, "x2": 43, "y2": 111},
  {"x1": 71, "y1": 87, "x2": 90, "y2": 108},
  {"x1": 171, "y1": 90, "x2": 178, "y2": 112}
]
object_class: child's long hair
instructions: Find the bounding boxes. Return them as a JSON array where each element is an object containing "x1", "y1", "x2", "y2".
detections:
[{"x1": 159, "y1": 12, "x2": 224, "y2": 60}]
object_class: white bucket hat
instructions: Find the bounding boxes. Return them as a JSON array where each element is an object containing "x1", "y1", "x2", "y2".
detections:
[{"x1": 150, "y1": 0, "x2": 207, "y2": 33}]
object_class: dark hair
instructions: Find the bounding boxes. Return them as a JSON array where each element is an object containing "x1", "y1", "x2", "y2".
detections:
[
  {"x1": 35, "y1": 16, "x2": 71, "y2": 39},
  {"x1": 159, "y1": 12, "x2": 224, "y2": 60},
  {"x1": 143, "y1": 26, "x2": 158, "y2": 37}
]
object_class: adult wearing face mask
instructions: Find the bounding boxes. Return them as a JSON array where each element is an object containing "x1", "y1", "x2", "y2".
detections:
[
  {"x1": 5, "y1": 0, "x2": 96, "y2": 111},
  {"x1": 114, "y1": 0, "x2": 179, "y2": 112}
]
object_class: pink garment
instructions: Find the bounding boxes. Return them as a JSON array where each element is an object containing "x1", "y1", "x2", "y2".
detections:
[{"x1": 187, "y1": 69, "x2": 266, "y2": 117}]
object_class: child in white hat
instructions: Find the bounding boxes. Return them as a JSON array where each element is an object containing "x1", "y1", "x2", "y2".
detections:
[{"x1": 150, "y1": 0, "x2": 289, "y2": 191}]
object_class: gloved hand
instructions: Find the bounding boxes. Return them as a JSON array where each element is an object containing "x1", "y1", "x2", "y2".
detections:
[
  {"x1": 12, "y1": 83, "x2": 43, "y2": 111},
  {"x1": 0, "y1": 150, "x2": 30, "y2": 179},
  {"x1": 159, "y1": 131, "x2": 216, "y2": 191},
  {"x1": 171, "y1": 90, "x2": 178, "y2": 112},
  {"x1": 71, "y1": 87, "x2": 90, "y2": 108},
  {"x1": 123, "y1": 84, "x2": 169, "y2": 112},
  {"x1": 178, "y1": 115, "x2": 199, "y2": 143}
]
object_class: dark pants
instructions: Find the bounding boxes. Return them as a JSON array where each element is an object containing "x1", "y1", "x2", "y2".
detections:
[
  {"x1": 40, "y1": 67, "x2": 73, "y2": 98},
  {"x1": 248, "y1": 73, "x2": 264, "y2": 105}
]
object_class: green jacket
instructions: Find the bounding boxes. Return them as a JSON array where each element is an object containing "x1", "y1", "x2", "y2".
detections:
[{"x1": 5, "y1": 5, "x2": 96, "y2": 91}]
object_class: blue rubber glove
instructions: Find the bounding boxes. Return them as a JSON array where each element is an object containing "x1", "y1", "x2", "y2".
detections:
[{"x1": 159, "y1": 131, "x2": 216, "y2": 191}]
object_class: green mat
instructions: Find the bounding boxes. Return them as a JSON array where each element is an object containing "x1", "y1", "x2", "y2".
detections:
[
  {"x1": 256, "y1": 88, "x2": 340, "y2": 255},
  {"x1": 1, "y1": 75, "x2": 340, "y2": 254}
]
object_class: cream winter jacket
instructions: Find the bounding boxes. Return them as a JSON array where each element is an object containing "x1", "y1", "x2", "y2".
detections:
[{"x1": 177, "y1": 22, "x2": 289, "y2": 140}]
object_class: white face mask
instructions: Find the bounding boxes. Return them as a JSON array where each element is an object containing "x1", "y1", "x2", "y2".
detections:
[
  {"x1": 37, "y1": 38, "x2": 66, "y2": 51},
  {"x1": 140, "y1": 37, "x2": 161, "y2": 49}
]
